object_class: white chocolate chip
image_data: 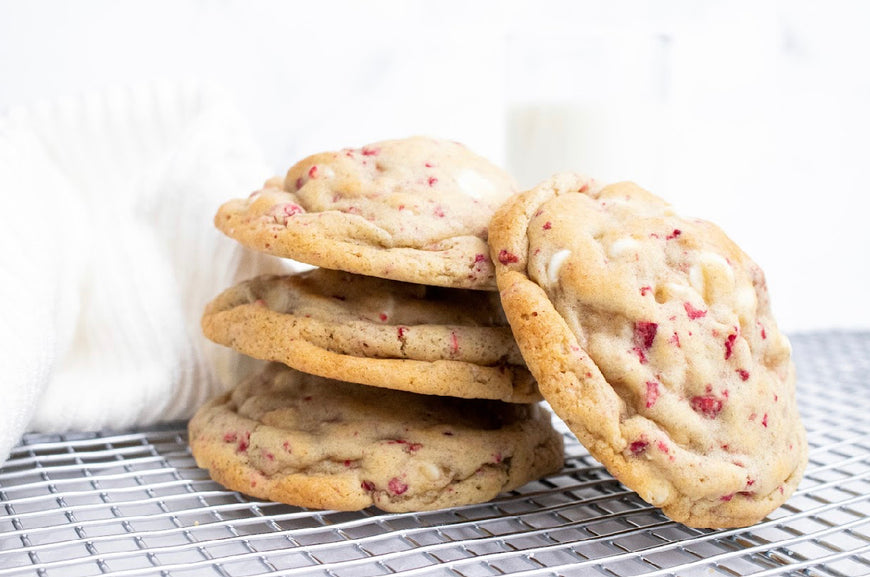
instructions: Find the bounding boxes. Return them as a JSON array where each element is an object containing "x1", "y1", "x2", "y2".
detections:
[
  {"x1": 419, "y1": 462, "x2": 442, "y2": 481},
  {"x1": 455, "y1": 169, "x2": 495, "y2": 200},
  {"x1": 734, "y1": 285, "x2": 757, "y2": 319},
  {"x1": 607, "y1": 237, "x2": 640, "y2": 259},
  {"x1": 643, "y1": 479, "x2": 672, "y2": 506},
  {"x1": 691, "y1": 252, "x2": 735, "y2": 305},
  {"x1": 548, "y1": 249, "x2": 572, "y2": 286}
]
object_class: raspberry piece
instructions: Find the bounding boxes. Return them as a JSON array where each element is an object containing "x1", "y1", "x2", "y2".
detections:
[
  {"x1": 236, "y1": 432, "x2": 251, "y2": 453},
  {"x1": 632, "y1": 347, "x2": 648, "y2": 364},
  {"x1": 361, "y1": 481, "x2": 376, "y2": 492},
  {"x1": 387, "y1": 439, "x2": 422, "y2": 452},
  {"x1": 223, "y1": 432, "x2": 237, "y2": 443},
  {"x1": 691, "y1": 395, "x2": 723, "y2": 418},
  {"x1": 645, "y1": 381, "x2": 660, "y2": 408},
  {"x1": 388, "y1": 477, "x2": 408, "y2": 495},
  {"x1": 449, "y1": 331, "x2": 459, "y2": 355},
  {"x1": 397, "y1": 326, "x2": 407, "y2": 339},
  {"x1": 271, "y1": 203, "x2": 304, "y2": 225},
  {"x1": 737, "y1": 368, "x2": 750, "y2": 381},
  {"x1": 634, "y1": 321, "x2": 658, "y2": 350},
  {"x1": 428, "y1": 176, "x2": 438, "y2": 186},
  {"x1": 666, "y1": 229, "x2": 682, "y2": 240},
  {"x1": 308, "y1": 165, "x2": 318, "y2": 178},
  {"x1": 497, "y1": 249, "x2": 519, "y2": 265},
  {"x1": 378, "y1": 313, "x2": 388, "y2": 322},
  {"x1": 361, "y1": 146, "x2": 380, "y2": 156},
  {"x1": 684, "y1": 302, "x2": 707, "y2": 320},
  {"x1": 629, "y1": 439, "x2": 649, "y2": 455},
  {"x1": 640, "y1": 285, "x2": 652, "y2": 296},
  {"x1": 724, "y1": 332, "x2": 737, "y2": 360},
  {"x1": 543, "y1": 221, "x2": 552, "y2": 230}
]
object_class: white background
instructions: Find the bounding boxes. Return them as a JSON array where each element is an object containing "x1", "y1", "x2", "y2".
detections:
[{"x1": 1, "y1": 0, "x2": 868, "y2": 334}]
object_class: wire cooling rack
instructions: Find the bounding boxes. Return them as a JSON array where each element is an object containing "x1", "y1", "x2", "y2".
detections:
[{"x1": 2, "y1": 331, "x2": 870, "y2": 577}]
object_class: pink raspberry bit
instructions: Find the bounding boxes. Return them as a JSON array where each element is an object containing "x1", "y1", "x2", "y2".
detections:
[
  {"x1": 397, "y1": 326, "x2": 407, "y2": 339},
  {"x1": 361, "y1": 480, "x2": 376, "y2": 492},
  {"x1": 473, "y1": 253, "x2": 487, "y2": 264},
  {"x1": 645, "y1": 381, "x2": 660, "y2": 408},
  {"x1": 308, "y1": 165, "x2": 319, "y2": 178},
  {"x1": 724, "y1": 332, "x2": 737, "y2": 360},
  {"x1": 691, "y1": 395, "x2": 723, "y2": 418},
  {"x1": 737, "y1": 368, "x2": 750, "y2": 381},
  {"x1": 236, "y1": 432, "x2": 251, "y2": 453},
  {"x1": 449, "y1": 331, "x2": 459, "y2": 355},
  {"x1": 640, "y1": 285, "x2": 652, "y2": 296},
  {"x1": 223, "y1": 432, "x2": 238, "y2": 443},
  {"x1": 543, "y1": 221, "x2": 552, "y2": 230},
  {"x1": 762, "y1": 413, "x2": 769, "y2": 428},
  {"x1": 629, "y1": 439, "x2": 649, "y2": 455},
  {"x1": 497, "y1": 249, "x2": 519, "y2": 265},
  {"x1": 666, "y1": 229, "x2": 682, "y2": 240},
  {"x1": 632, "y1": 347, "x2": 648, "y2": 364},
  {"x1": 387, "y1": 439, "x2": 422, "y2": 452},
  {"x1": 634, "y1": 321, "x2": 658, "y2": 350},
  {"x1": 271, "y1": 203, "x2": 305, "y2": 225},
  {"x1": 294, "y1": 177, "x2": 304, "y2": 190},
  {"x1": 684, "y1": 302, "x2": 707, "y2": 320},
  {"x1": 283, "y1": 441, "x2": 292, "y2": 453},
  {"x1": 388, "y1": 477, "x2": 408, "y2": 495},
  {"x1": 361, "y1": 146, "x2": 380, "y2": 156},
  {"x1": 433, "y1": 205, "x2": 445, "y2": 217},
  {"x1": 720, "y1": 493, "x2": 734, "y2": 502},
  {"x1": 378, "y1": 313, "x2": 388, "y2": 322},
  {"x1": 428, "y1": 176, "x2": 438, "y2": 187}
]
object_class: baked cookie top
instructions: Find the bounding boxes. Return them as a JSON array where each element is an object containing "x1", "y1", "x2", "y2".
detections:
[
  {"x1": 188, "y1": 363, "x2": 564, "y2": 512},
  {"x1": 215, "y1": 136, "x2": 517, "y2": 290},
  {"x1": 489, "y1": 173, "x2": 807, "y2": 528},
  {"x1": 202, "y1": 268, "x2": 539, "y2": 403}
]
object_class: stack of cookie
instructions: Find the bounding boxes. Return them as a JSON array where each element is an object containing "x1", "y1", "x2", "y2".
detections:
[
  {"x1": 188, "y1": 137, "x2": 565, "y2": 513},
  {"x1": 190, "y1": 137, "x2": 808, "y2": 529}
]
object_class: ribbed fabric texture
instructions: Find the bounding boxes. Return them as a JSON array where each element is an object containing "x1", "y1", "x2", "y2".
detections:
[{"x1": 0, "y1": 83, "x2": 296, "y2": 461}]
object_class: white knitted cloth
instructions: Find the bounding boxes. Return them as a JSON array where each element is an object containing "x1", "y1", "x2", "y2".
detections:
[{"x1": 0, "y1": 83, "x2": 296, "y2": 463}]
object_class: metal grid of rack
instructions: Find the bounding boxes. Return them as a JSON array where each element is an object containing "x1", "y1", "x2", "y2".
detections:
[{"x1": 2, "y1": 332, "x2": 870, "y2": 576}]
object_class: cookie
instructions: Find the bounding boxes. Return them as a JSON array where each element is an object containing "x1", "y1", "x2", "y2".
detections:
[
  {"x1": 489, "y1": 173, "x2": 807, "y2": 528},
  {"x1": 214, "y1": 136, "x2": 517, "y2": 290},
  {"x1": 188, "y1": 363, "x2": 564, "y2": 512},
  {"x1": 202, "y1": 268, "x2": 540, "y2": 403}
]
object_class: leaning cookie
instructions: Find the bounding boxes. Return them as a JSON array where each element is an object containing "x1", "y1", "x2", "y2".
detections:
[
  {"x1": 202, "y1": 268, "x2": 540, "y2": 403},
  {"x1": 489, "y1": 173, "x2": 807, "y2": 529},
  {"x1": 188, "y1": 363, "x2": 564, "y2": 512},
  {"x1": 215, "y1": 136, "x2": 517, "y2": 290}
]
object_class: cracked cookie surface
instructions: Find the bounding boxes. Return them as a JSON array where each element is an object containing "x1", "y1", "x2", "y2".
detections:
[
  {"x1": 202, "y1": 268, "x2": 540, "y2": 403},
  {"x1": 489, "y1": 173, "x2": 807, "y2": 528},
  {"x1": 188, "y1": 363, "x2": 564, "y2": 512},
  {"x1": 215, "y1": 136, "x2": 517, "y2": 290}
]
